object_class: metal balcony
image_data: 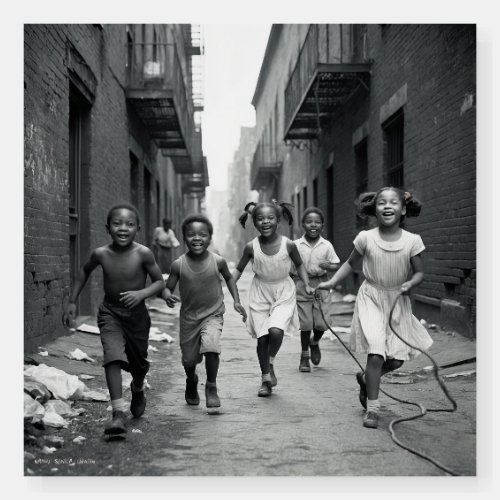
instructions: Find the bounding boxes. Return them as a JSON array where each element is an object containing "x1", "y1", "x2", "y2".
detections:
[
  {"x1": 284, "y1": 24, "x2": 371, "y2": 141},
  {"x1": 251, "y1": 142, "x2": 282, "y2": 191},
  {"x1": 126, "y1": 42, "x2": 195, "y2": 160},
  {"x1": 182, "y1": 157, "x2": 209, "y2": 194}
]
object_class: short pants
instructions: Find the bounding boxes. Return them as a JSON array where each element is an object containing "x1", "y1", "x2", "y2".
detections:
[
  {"x1": 97, "y1": 296, "x2": 151, "y2": 379},
  {"x1": 295, "y1": 275, "x2": 330, "y2": 332},
  {"x1": 180, "y1": 313, "x2": 223, "y2": 368}
]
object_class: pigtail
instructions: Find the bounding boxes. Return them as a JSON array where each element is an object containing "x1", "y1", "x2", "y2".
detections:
[
  {"x1": 272, "y1": 199, "x2": 294, "y2": 226},
  {"x1": 355, "y1": 191, "x2": 377, "y2": 218},
  {"x1": 403, "y1": 191, "x2": 422, "y2": 218},
  {"x1": 239, "y1": 202, "x2": 257, "y2": 228}
]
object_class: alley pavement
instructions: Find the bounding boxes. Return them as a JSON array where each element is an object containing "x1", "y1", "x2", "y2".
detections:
[{"x1": 24, "y1": 270, "x2": 476, "y2": 476}]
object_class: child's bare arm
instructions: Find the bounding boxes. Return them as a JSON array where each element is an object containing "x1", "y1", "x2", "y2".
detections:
[
  {"x1": 161, "y1": 260, "x2": 180, "y2": 307},
  {"x1": 317, "y1": 249, "x2": 361, "y2": 290},
  {"x1": 218, "y1": 256, "x2": 247, "y2": 322},
  {"x1": 119, "y1": 247, "x2": 165, "y2": 308},
  {"x1": 318, "y1": 261, "x2": 340, "y2": 272},
  {"x1": 287, "y1": 241, "x2": 314, "y2": 294},
  {"x1": 233, "y1": 242, "x2": 253, "y2": 282},
  {"x1": 401, "y1": 254, "x2": 424, "y2": 294},
  {"x1": 62, "y1": 250, "x2": 100, "y2": 326}
]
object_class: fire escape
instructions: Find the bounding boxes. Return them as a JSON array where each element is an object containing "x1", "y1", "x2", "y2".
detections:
[
  {"x1": 125, "y1": 25, "x2": 207, "y2": 185},
  {"x1": 284, "y1": 24, "x2": 371, "y2": 142}
]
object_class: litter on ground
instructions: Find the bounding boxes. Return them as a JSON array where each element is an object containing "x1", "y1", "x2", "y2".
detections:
[
  {"x1": 67, "y1": 348, "x2": 95, "y2": 363},
  {"x1": 24, "y1": 376, "x2": 52, "y2": 403},
  {"x1": 73, "y1": 436, "x2": 86, "y2": 444},
  {"x1": 42, "y1": 411, "x2": 69, "y2": 429},
  {"x1": 24, "y1": 393, "x2": 45, "y2": 420},
  {"x1": 38, "y1": 351, "x2": 49, "y2": 357},
  {"x1": 77, "y1": 324, "x2": 100, "y2": 335},
  {"x1": 342, "y1": 294, "x2": 356, "y2": 303},
  {"x1": 44, "y1": 399, "x2": 77, "y2": 418},
  {"x1": 149, "y1": 327, "x2": 174, "y2": 343},
  {"x1": 79, "y1": 374, "x2": 94, "y2": 380},
  {"x1": 24, "y1": 364, "x2": 86, "y2": 400}
]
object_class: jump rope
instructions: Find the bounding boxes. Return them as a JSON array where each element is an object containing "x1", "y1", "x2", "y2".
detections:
[{"x1": 314, "y1": 291, "x2": 459, "y2": 476}]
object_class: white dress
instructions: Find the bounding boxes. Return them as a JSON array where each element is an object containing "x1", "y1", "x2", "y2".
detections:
[
  {"x1": 246, "y1": 236, "x2": 300, "y2": 339},
  {"x1": 350, "y1": 228, "x2": 433, "y2": 360}
]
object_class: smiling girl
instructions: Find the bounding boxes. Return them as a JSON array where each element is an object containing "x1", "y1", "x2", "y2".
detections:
[
  {"x1": 233, "y1": 201, "x2": 314, "y2": 397},
  {"x1": 316, "y1": 188, "x2": 432, "y2": 429}
]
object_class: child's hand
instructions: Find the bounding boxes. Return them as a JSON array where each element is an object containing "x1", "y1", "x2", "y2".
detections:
[
  {"x1": 318, "y1": 262, "x2": 330, "y2": 270},
  {"x1": 400, "y1": 281, "x2": 413, "y2": 295},
  {"x1": 234, "y1": 302, "x2": 247, "y2": 322},
  {"x1": 316, "y1": 282, "x2": 332, "y2": 291},
  {"x1": 62, "y1": 303, "x2": 77, "y2": 327},
  {"x1": 120, "y1": 290, "x2": 146, "y2": 308},
  {"x1": 165, "y1": 294, "x2": 180, "y2": 308},
  {"x1": 305, "y1": 285, "x2": 315, "y2": 295}
]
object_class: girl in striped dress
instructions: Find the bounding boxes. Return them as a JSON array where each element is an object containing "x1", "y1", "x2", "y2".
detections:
[
  {"x1": 317, "y1": 187, "x2": 433, "y2": 429},
  {"x1": 233, "y1": 201, "x2": 315, "y2": 397}
]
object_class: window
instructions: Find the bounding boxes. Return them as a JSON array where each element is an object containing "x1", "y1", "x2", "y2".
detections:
[
  {"x1": 383, "y1": 109, "x2": 404, "y2": 188},
  {"x1": 354, "y1": 139, "x2": 368, "y2": 227},
  {"x1": 302, "y1": 185, "x2": 308, "y2": 211},
  {"x1": 130, "y1": 152, "x2": 139, "y2": 208}
]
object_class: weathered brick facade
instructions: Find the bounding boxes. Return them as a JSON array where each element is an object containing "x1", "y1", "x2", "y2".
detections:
[
  {"x1": 24, "y1": 24, "x2": 202, "y2": 350},
  {"x1": 251, "y1": 24, "x2": 476, "y2": 337}
]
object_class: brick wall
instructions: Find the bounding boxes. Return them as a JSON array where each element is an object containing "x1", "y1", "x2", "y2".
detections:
[{"x1": 24, "y1": 24, "x2": 184, "y2": 350}]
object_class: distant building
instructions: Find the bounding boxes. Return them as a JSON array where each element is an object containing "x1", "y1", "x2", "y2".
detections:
[
  {"x1": 227, "y1": 127, "x2": 259, "y2": 262},
  {"x1": 251, "y1": 25, "x2": 476, "y2": 337},
  {"x1": 24, "y1": 24, "x2": 208, "y2": 350}
]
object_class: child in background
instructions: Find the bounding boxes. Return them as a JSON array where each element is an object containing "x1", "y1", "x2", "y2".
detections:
[
  {"x1": 63, "y1": 203, "x2": 165, "y2": 438},
  {"x1": 317, "y1": 188, "x2": 432, "y2": 429},
  {"x1": 162, "y1": 214, "x2": 246, "y2": 412},
  {"x1": 293, "y1": 207, "x2": 340, "y2": 372},
  {"x1": 233, "y1": 201, "x2": 314, "y2": 397},
  {"x1": 153, "y1": 218, "x2": 180, "y2": 275}
]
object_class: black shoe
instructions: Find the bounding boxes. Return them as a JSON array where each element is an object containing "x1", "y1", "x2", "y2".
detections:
[
  {"x1": 185, "y1": 375, "x2": 200, "y2": 405},
  {"x1": 205, "y1": 384, "x2": 221, "y2": 408},
  {"x1": 104, "y1": 410, "x2": 128, "y2": 435},
  {"x1": 130, "y1": 383, "x2": 146, "y2": 418},
  {"x1": 310, "y1": 342, "x2": 321, "y2": 366},
  {"x1": 299, "y1": 355, "x2": 311, "y2": 372},
  {"x1": 356, "y1": 371, "x2": 367, "y2": 409},
  {"x1": 363, "y1": 410, "x2": 379, "y2": 429},
  {"x1": 258, "y1": 381, "x2": 272, "y2": 397},
  {"x1": 269, "y1": 364, "x2": 278, "y2": 387}
]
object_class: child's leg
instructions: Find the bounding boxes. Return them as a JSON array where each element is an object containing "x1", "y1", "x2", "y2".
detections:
[
  {"x1": 105, "y1": 361, "x2": 123, "y2": 401},
  {"x1": 205, "y1": 352, "x2": 219, "y2": 383},
  {"x1": 300, "y1": 330, "x2": 312, "y2": 351},
  {"x1": 311, "y1": 328, "x2": 325, "y2": 343},
  {"x1": 365, "y1": 354, "x2": 384, "y2": 400},
  {"x1": 184, "y1": 365, "x2": 197, "y2": 380},
  {"x1": 257, "y1": 335, "x2": 270, "y2": 374},
  {"x1": 299, "y1": 330, "x2": 312, "y2": 372},
  {"x1": 268, "y1": 327, "x2": 284, "y2": 358},
  {"x1": 382, "y1": 358, "x2": 404, "y2": 374}
]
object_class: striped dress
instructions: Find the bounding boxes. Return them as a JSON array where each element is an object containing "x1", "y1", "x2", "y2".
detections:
[{"x1": 350, "y1": 228, "x2": 433, "y2": 360}]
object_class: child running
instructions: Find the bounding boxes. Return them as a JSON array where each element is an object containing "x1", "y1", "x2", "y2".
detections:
[
  {"x1": 62, "y1": 203, "x2": 165, "y2": 438},
  {"x1": 293, "y1": 207, "x2": 340, "y2": 372},
  {"x1": 161, "y1": 214, "x2": 246, "y2": 412},
  {"x1": 233, "y1": 201, "x2": 314, "y2": 397},
  {"x1": 317, "y1": 187, "x2": 433, "y2": 429}
]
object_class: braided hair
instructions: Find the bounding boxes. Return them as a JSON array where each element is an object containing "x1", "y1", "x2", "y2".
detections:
[
  {"x1": 239, "y1": 200, "x2": 295, "y2": 228},
  {"x1": 356, "y1": 187, "x2": 422, "y2": 223}
]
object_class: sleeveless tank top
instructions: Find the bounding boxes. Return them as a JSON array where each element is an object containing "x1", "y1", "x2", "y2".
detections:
[
  {"x1": 252, "y1": 236, "x2": 292, "y2": 283},
  {"x1": 179, "y1": 252, "x2": 225, "y2": 321}
]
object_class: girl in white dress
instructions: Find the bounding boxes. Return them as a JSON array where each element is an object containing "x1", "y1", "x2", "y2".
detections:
[
  {"x1": 233, "y1": 201, "x2": 314, "y2": 397},
  {"x1": 317, "y1": 187, "x2": 432, "y2": 429}
]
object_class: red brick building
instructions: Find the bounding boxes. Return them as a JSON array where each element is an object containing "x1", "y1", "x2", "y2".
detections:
[
  {"x1": 251, "y1": 25, "x2": 476, "y2": 336},
  {"x1": 24, "y1": 24, "x2": 209, "y2": 350}
]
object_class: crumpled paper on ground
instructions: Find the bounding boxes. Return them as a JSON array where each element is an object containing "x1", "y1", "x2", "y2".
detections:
[
  {"x1": 24, "y1": 393, "x2": 45, "y2": 420},
  {"x1": 24, "y1": 376, "x2": 52, "y2": 403},
  {"x1": 67, "y1": 348, "x2": 95, "y2": 363},
  {"x1": 44, "y1": 399, "x2": 78, "y2": 418},
  {"x1": 77, "y1": 323, "x2": 100, "y2": 335},
  {"x1": 149, "y1": 327, "x2": 174, "y2": 343},
  {"x1": 24, "y1": 364, "x2": 86, "y2": 400}
]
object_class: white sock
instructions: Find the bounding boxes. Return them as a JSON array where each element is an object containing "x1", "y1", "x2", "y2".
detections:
[
  {"x1": 111, "y1": 398, "x2": 127, "y2": 412},
  {"x1": 366, "y1": 399, "x2": 380, "y2": 413},
  {"x1": 269, "y1": 356, "x2": 275, "y2": 365}
]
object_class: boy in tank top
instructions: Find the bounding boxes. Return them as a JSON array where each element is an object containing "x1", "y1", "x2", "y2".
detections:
[{"x1": 161, "y1": 215, "x2": 247, "y2": 412}]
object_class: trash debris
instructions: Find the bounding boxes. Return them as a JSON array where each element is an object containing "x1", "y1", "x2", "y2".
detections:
[
  {"x1": 79, "y1": 374, "x2": 94, "y2": 380},
  {"x1": 148, "y1": 344, "x2": 158, "y2": 352},
  {"x1": 106, "y1": 405, "x2": 112, "y2": 411},
  {"x1": 24, "y1": 364, "x2": 86, "y2": 400},
  {"x1": 44, "y1": 435, "x2": 64, "y2": 448},
  {"x1": 73, "y1": 436, "x2": 86, "y2": 444},
  {"x1": 81, "y1": 389, "x2": 109, "y2": 402},
  {"x1": 26, "y1": 468, "x2": 34, "y2": 475},
  {"x1": 67, "y1": 348, "x2": 95, "y2": 363},
  {"x1": 44, "y1": 399, "x2": 77, "y2": 418},
  {"x1": 443, "y1": 370, "x2": 476, "y2": 379},
  {"x1": 38, "y1": 350, "x2": 49, "y2": 357},
  {"x1": 149, "y1": 327, "x2": 174, "y2": 343},
  {"x1": 77, "y1": 323, "x2": 100, "y2": 335},
  {"x1": 24, "y1": 393, "x2": 46, "y2": 420},
  {"x1": 24, "y1": 451, "x2": 35, "y2": 460},
  {"x1": 40, "y1": 446, "x2": 57, "y2": 455},
  {"x1": 428, "y1": 324, "x2": 437, "y2": 330},
  {"x1": 131, "y1": 428, "x2": 143, "y2": 434},
  {"x1": 73, "y1": 408, "x2": 86, "y2": 415},
  {"x1": 342, "y1": 294, "x2": 356, "y2": 303},
  {"x1": 420, "y1": 318, "x2": 428, "y2": 327},
  {"x1": 50, "y1": 468, "x2": 59, "y2": 473},
  {"x1": 24, "y1": 376, "x2": 52, "y2": 403},
  {"x1": 42, "y1": 411, "x2": 69, "y2": 429},
  {"x1": 24, "y1": 356, "x2": 39, "y2": 366}
]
